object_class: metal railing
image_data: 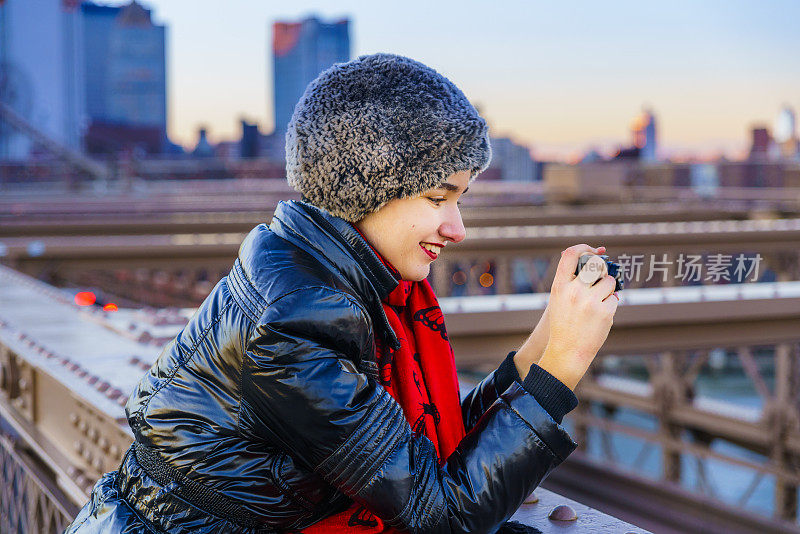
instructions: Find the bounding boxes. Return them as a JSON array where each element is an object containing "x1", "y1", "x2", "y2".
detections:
[
  {"x1": 572, "y1": 343, "x2": 800, "y2": 520},
  {"x1": 0, "y1": 422, "x2": 78, "y2": 534},
  {"x1": 446, "y1": 282, "x2": 800, "y2": 532}
]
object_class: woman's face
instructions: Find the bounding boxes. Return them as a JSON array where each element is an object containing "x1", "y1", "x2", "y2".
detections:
[{"x1": 355, "y1": 170, "x2": 470, "y2": 281}]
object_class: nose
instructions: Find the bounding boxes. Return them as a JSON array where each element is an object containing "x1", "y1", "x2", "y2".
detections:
[{"x1": 439, "y1": 206, "x2": 466, "y2": 244}]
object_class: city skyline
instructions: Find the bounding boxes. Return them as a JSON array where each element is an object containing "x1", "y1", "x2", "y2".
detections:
[{"x1": 101, "y1": 0, "x2": 799, "y2": 161}]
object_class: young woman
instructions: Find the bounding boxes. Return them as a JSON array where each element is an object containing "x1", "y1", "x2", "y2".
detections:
[{"x1": 66, "y1": 53, "x2": 618, "y2": 534}]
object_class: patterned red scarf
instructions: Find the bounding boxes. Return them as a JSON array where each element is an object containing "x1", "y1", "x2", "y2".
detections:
[{"x1": 301, "y1": 241, "x2": 465, "y2": 533}]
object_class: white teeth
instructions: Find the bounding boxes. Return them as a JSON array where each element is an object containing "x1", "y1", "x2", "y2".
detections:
[{"x1": 422, "y1": 243, "x2": 442, "y2": 254}]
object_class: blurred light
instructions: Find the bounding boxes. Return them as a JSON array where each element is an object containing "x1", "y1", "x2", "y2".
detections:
[
  {"x1": 479, "y1": 273, "x2": 494, "y2": 287},
  {"x1": 0, "y1": 243, "x2": 6, "y2": 257},
  {"x1": 103, "y1": 303, "x2": 118, "y2": 312},
  {"x1": 74, "y1": 292, "x2": 96, "y2": 306},
  {"x1": 452, "y1": 271, "x2": 467, "y2": 285}
]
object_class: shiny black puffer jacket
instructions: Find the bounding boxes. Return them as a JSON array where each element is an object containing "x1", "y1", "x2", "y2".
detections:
[{"x1": 66, "y1": 200, "x2": 577, "y2": 534}]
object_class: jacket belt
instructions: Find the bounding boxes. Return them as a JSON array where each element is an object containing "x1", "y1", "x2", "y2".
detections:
[{"x1": 130, "y1": 441, "x2": 274, "y2": 533}]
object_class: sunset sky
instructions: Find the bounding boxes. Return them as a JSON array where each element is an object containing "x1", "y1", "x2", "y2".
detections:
[{"x1": 107, "y1": 0, "x2": 799, "y2": 160}]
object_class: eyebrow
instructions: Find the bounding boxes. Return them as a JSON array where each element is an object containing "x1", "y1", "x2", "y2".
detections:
[{"x1": 437, "y1": 183, "x2": 469, "y2": 194}]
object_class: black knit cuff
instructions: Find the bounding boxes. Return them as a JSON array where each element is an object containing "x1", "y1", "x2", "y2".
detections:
[
  {"x1": 495, "y1": 351, "x2": 578, "y2": 424},
  {"x1": 521, "y1": 363, "x2": 578, "y2": 424},
  {"x1": 494, "y1": 351, "x2": 520, "y2": 395}
]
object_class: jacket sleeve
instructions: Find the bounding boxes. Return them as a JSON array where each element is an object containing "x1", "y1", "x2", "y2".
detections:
[
  {"x1": 460, "y1": 352, "x2": 520, "y2": 433},
  {"x1": 243, "y1": 287, "x2": 578, "y2": 534},
  {"x1": 462, "y1": 352, "x2": 579, "y2": 432}
]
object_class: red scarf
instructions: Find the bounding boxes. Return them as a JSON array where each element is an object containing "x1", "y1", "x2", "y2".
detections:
[{"x1": 301, "y1": 241, "x2": 465, "y2": 533}]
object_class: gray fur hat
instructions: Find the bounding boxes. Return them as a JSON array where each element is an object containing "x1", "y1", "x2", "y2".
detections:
[{"x1": 285, "y1": 53, "x2": 492, "y2": 222}]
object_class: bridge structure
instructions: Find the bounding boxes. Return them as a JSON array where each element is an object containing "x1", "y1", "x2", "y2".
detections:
[
  {"x1": 1, "y1": 261, "x2": 799, "y2": 533},
  {"x1": 1, "y1": 193, "x2": 769, "y2": 237},
  {"x1": 0, "y1": 101, "x2": 110, "y2": 183},
  {"x1": 3, "y1": 169, "x2": 800, "y2": 532},
  {"x1": 2, "y1": 207, "x2": 800, "y2": 308}
]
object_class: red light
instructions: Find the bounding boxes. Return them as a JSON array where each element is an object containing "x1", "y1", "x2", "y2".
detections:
[
  {"x1": 74, "y1": 291, "x2": 96, "y2": 306},
  {"x1": 103, "y1": 303, "x2": 118, "y2": 312}
]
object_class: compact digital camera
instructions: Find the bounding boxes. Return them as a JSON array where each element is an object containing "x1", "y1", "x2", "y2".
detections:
[{"x1": 574, "y1": 254, "x2": 624, "y2": 292}]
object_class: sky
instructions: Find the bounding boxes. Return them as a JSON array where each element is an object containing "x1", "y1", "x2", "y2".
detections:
[{"x1": 109, "y1": 0, "x2": 799, "y2": 161}]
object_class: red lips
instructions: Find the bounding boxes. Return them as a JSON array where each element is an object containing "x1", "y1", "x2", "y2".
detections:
[{"x1": 420, "y1": 244, "x2": 438, "y2": 259}]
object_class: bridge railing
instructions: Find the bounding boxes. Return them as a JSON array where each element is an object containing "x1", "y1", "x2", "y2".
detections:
[
  {"x1": 446, "y1": 285, "x2": 800, "y2": 532},
  {"x1": 0, "y1": 421, "x2": 78, "y2": 533},
  {"x1": 573, "y1": 343, "x2": 800, "y2": 524},
  {"x1": 4, "y1": 215, "x2": 800, "y2": 309}
]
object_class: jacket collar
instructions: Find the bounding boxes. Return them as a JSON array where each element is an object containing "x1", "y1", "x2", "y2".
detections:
[{"x1": 268, "y1": 200, "x2": 401, "y2": 349}]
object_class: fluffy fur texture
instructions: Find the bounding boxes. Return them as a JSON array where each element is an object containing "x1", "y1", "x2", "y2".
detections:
[{"x1": 286, "y1": 53, "x2": 492, "y2": 222}]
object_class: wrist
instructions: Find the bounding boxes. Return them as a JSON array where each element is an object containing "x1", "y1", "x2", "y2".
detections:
[
  {"x1": 536, "y1": 346, "x2": 588, "y2": 391},
  {"x1": 514, "y1": 308, "x2": 550, "y2": 380},
  {"x1": 513, "y1": 350, "x2": 532, "y2": 381}
]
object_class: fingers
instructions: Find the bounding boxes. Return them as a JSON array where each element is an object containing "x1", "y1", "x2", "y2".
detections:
[
  {"x1": 601, "y1": 288, "x2": 620, "y2": 315},
  {"x1": 577, "y1": 253, "x2": 608, "y2": 285},
  {"x1": 553, "y1": 244, "x2": 605, "y2": 289},
  {"x1": 590, "y1": 273, "x2": 618, "y2": 299}
]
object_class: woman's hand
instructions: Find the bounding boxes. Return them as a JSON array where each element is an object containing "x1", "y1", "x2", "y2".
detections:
[{"x1": 535, "y1": 244, "x2": 619, "y2": 390}]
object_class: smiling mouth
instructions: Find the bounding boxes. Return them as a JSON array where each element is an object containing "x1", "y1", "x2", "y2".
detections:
[{"x1": 420, "y1": 242, "x2": 442, "y2": 259}]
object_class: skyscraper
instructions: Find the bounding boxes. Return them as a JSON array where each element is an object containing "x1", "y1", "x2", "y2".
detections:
[
  {"x1": 775, "y1": 105, "x2": 796, "y2": 144},
  {"x1": 748, "y1": 127, "x2": 771, "y2": 160},
  {"x1": 272, "y1": 16, "x2": 350, "y2": 135},
  {"x1": 240, "y1": 119, "x2": 260, "y2": 159},
  {"x1": 0, "y1": 0, "x2": 84, "y2": 159},
  {"x1": 775, "y1": 104, "x2": 799, "y2": 160},
  {"x1": 81, "y1": 1, "x2": 167, "y2": 154},
  {"x1": 631, "y1": 108, "x2": 658, "y2": 162}
]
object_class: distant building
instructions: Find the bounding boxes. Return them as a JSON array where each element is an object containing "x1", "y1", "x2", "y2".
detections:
[
  {"x1": 240, "y1": 119, "x2": 260, "y2": 159},
  {"x1": 192, "y1": 127, "x2": 214, "y2": 158},
  {"x1": 774, "y1": 105, "x2": 799, "y2": 160},
  {"x1": 544, "y1": 162, "x2": 631, "y2": 203},
  {"x1": 749, "y1": 127, "x2": 771, "y2": 160},
  {"x1": 630, "y1": 108, "x2": 658, "y2": 161},
  {"x1": 80, "y1": 1, "x2": 167, "y2": 154},
  {"x1": 544, "y1": 160, "x2": 796, "y2": 204},
  {"x1": 631, "y1": 163, "x2": 690, "y2": 188},
  {"x1": 612, "y1": 146, "x2": 641, "y2": 161},
  {"x1": 213, "y1": 140, "x2": 239, "y2": 160},
  {"x1": 718, "y1": 161, "x2": 784, "y2": 188},
  {"x1": 580, "y1": 149, "x2": 604, "y2": 163},
  {"x1": 487, "y1": 137, "x2": 537, "y2": 181},
  {"x1": 775, "y1": 105, "x2": 796, "y2": 144},
  {"x1": 260, "y1": 131, "x2": 286, "y2": 162},
  {"x1": 689, "y1": 163, "x2": 719, "y2": 197},
  {"x1": 0, "y1": 0, "x2": 84, "y2": 159},
  {"x1": 272, "y1": 16, "x2": 350, "y2": 135}
]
